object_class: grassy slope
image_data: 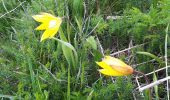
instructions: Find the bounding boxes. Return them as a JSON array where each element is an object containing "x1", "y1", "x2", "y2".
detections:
[{"x1": 0, "y1": 0, "x2": 170, "y2": 99}]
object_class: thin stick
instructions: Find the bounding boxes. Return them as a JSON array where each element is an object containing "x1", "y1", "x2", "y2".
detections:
[
  {"x1": 139, "y1": 76, "x2": 170, "y2": 92},
  {"x1": 0, "y1": 94, "x2": 15, "y2": 100},
  {"x1": 133, "y1": 70, "x2": 150, "y2": 84},
  {"x1": 96, "y1": 0, "x2": 99, "y2": 14},
  {"x1": 86, "y1": 20, "x2": 101, "y2": 37},
  {"x1": 106, "y1": 16, "x2": 123, "y2": 20},
  {"x1": 165, "y1": 24, "x2": 169, "y2": 100},
  {"x1": 0, "y1": 1, "x2": 26, "y2": 18},
  {"x1": 132, "y1": 56, "x2": 164, "y2": 67},
  {"x1": 110, "y1": 43, "x2": 146, "y2": 56},
  {"x1": 2, "y1": 0, "x2": 9, "y2": 12},
  {"x1": 96, "y1": 35, "x2": 105, "y2": 57},
  {"x1": 38, "y1": 62, "x2": 66, "y2": 82},
  {"x1": 133, "y1": 70, "x2": 152, "y2": 99},
  {"x1": 136, "y1": 66, "x2": 170, "y2": 78},
  {"x1": 96, "y1": 36, "x2": 104, "y2": 81},
  {"x1": 135, "y1": 77, "x2": 141, "y2": 88}
]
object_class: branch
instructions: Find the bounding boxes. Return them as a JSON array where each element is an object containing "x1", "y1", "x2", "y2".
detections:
[
  {"x1": 0, "y1": 1, "x2": 26, "y2": 18},
  {"x1": 96, "y1": 35, "x2": 105, "y2": 57},
  {"x1": 110, "y1": 43, "x2": 146, "y2": 56},
  {"x1": 139, "y1": 76, "x2": 170, "y2": 92},
  {"x1": 136, "y1": 65, "x2": 170, "y2": 79}
]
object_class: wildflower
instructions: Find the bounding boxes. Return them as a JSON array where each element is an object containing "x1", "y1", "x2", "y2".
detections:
[
  {"x1": 32, "y1": 12, "x2": 62, "y2": 41},
  {"x1": 96, "y1": 56, "x2": 134, "y2": 76}
]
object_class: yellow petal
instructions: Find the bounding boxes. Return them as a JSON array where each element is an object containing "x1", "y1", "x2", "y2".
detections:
[
  {"x1": 35, "y1": 22, "x2": 49, "y2": 30},
  {"x1": 40, "y1": 28, "x2": 59, "y2": 41},
  {"x1": 32, "y1": 13, "x2": 56, "y2": 23},
  {"x1": 96, "y1": 61, "x2": 112, "y2": 69},
  {"x1": 103, "y1": 56, "x2": 128, "y2": 68},
  {"x1": 110, "y1": 65, "x2": 134, "y2": 75},
  {"x1": 98, "y1": 69, "x2": 124, "y2": 76},
  {"x1": 32, "y1": 15, "x2": 46, "y2": 22},
  {"x1": 40, "y1": 12, "x2": 57, "y2": 20}
]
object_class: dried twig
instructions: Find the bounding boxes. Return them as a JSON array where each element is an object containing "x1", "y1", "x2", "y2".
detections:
[
  {"x1": 132, "y1": 56, "x2": 164, "y2": 67},
  {"x1": 135, "y1": 77, "x2": 141, "y2": 88},
  {"x1": 106, "y1": 16, "x2": 123, "y2": 20},
  {"x1": 110, "y1": 43, "x2": 146, "y2": 56},
  {"x1": 139, "y1": 76, "x2": 170, "y2": 92},
  {"x1": 136, "y1": 66, "x2": 170, "y2": 79},
  {"x1": 133, "y1": 70, "x2": 152, "y2": 99},
  {"x1": 96, "y1": 0, "x2": 99, "y2": 14},
  {"x1": 165, "y1": 25, "x2": 169, "y2": 100},
  {"x1": 86, "y1": 20, "x2": 101, "y2": 37},
  {"x1": 0, "y1": 1, "x2": 26, "y2": 18},
  {"x1": 96, "y1": 35, "x2": 105, "y2": 57},
  {"x1": 38, "y1": 62, "x2": 66, "y2": 82},
  {"x1": 133, "y1": 70, "x2": 150, "y2": 84}
]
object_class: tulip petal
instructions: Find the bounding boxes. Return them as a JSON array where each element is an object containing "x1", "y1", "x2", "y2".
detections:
[
  {"x1": 110, "y1": 65, "x2": 133, "y2": 75},
  {"x1": 96, "y1": 61, "x2": 112, "y2": 69},
  {"x1": 35, "y1": 22, "x2": 49, "y2": 30},
  {"x1": 32, "y1": 13, "x2": 56, "y2": 23},
  {"x1": 98, "y1": 69, "x2": 124, "y2": 76},
  {"x1": 104, "y1": 56, "x2": 128, "y2": 67},
  {"x1": 32, "y1": 15, "x2": 46, "y2": 22},
  {"x1": 41, "y1": 29, "x2": 56, "y2": 41},
  {"x1": 40, "y1": 12, "x2": 57, "y2": 20}
]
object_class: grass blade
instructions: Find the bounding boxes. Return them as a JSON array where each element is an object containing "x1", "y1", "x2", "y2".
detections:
[{"x1": 137, "y1": 51, "x2": 164, "y2": 64}]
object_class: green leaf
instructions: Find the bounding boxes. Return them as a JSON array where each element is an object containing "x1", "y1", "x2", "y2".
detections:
[
  {"x1": 144, "y1": 34, "x2": 160, "y2": 40},
  {"x1": 87, "y1": 90, "x2": 94, "y2": 100},
  {"x1": 75, "y1": 17, "x2": 82, "y2": 32},
  {"x1": 153, "y1": 72, "x2": 159, "y2": 100},
  {"x1": 52, "y1": 37, "x2": 76, "y2": 53},
  {"x1": 86, "y1": 36, "x2": 97, "y2": 50},
  {"x1": 62, "y1": 44, "x2": 74, "y2": 66},
  {"x1": 137, "y1": 51, "x2": 164, "y2": 64},
  {"x1": 52, "y1": 37, "x2": 78, "y2": 67}
]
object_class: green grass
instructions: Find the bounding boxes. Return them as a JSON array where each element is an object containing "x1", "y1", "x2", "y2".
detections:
[{"x1": 0, "y1": 0, "x2": 170, "y2": 99}]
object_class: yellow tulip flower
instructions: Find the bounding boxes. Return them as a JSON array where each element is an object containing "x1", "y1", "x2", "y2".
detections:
[
  {"x1": 96, "y1": 56, "x2": 134, "y2": 76},
  {"x1": 32, "y1": 12, "x2": 62, "y2": 41}
]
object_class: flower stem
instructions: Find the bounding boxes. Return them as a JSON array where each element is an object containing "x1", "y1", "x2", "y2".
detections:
[
  {"x1": 133, "y1": 70, "x2": 152, "y2": 100},
  {"x1": 133, "y1": 70, "x2": 150, "y2": 84}
]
